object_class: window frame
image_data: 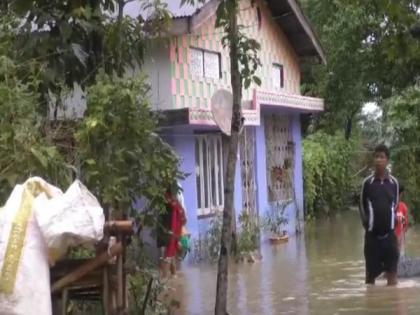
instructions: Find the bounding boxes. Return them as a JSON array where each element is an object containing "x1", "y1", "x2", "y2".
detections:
[
  {"x1": 272, "y1": 63, "x2": 284, "y2": 89},
  {"x1": 190, "y1": 47, "x2": 222, "y2": 80},
  {"x1": 256, "y1": 7, "x2": 262, "y2": 30},
  {"x1": 195, "y1": 133, "x2": 224, "y2": 216}
]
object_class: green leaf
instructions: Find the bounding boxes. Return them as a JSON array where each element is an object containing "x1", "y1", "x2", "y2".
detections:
[
  {"x1": 85, "y1": 159, "x2": 96, "y2": 165},
  {"x1": 71, "y1": 43, "x2": 88, "y2": 67},
  {"x1": 31, "y1": 147, "x2": 48, "y2": 169},
  {"x1": 253, "y1": 76, "x2": 261, "y2": 86},
  {"x1": 11, "y1": 0, "x2": 33, "y2": 15}
]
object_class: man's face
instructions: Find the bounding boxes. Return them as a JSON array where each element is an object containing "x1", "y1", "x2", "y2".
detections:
[{"x1": 374, "y1": 151, "x2": 388, "y2": 172}]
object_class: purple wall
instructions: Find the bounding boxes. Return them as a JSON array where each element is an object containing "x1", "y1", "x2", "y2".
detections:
[
  {"x1": 163, "y1": 128, "x2": 200, "y2": 236},
  {"x1": 256, "y1": 108, "x2": 305, "y2": 236},
  {"x1": 292, "y1": 114, "x2": 304, "y2": 224},
  {"x1": 165, "y1": 127, "x2": 243, "y2": 238},
  {"x1": 163, "y1": 109, "x2": 305, "y2": 240}
]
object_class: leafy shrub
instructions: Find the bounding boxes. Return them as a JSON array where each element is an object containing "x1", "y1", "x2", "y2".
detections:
[
  {"x1": 236, "y1": 212, "x2": 260, "y2": 259},
  {"x1": 0, "y1": 49, "x2": 71, "y2": 202},
  {"x1": 76, "y1": 74, "x2": 182, "y2": 217},
  {"x1": 262, "y1": 201, "x2": 290, "y2": 235},
  {"x1": 303, "y1": 132, "x2": 360, "y2": 219},
  {"x1": 386, "y1": 85, "x2": 420, "y2": 222}
]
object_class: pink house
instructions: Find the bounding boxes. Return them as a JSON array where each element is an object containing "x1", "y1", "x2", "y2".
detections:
[{"x1": 138, "y1": 0, "x2": 325, "y2": 256}]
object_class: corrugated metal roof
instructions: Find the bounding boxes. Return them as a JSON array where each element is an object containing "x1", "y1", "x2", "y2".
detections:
[{"x1": 124, "y1": 0, "x2": 210, "y2": 19}]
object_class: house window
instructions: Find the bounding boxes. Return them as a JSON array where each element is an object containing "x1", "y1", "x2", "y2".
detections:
[
  {"x1": 265, "y1": 114, "x2": 295, "y2": 203},
  {"x1": 190, "y1": 48, "x2": 221, "y2": 79},
  {"x1": 256, "y1": 7, "x2": 262, "y2": 30},
  {"x1": 272, "y1": 64, "x2": 284, "y2": 89},
  {"x1": 195, "y1": 134, "x2": 224, "y2": 216}
]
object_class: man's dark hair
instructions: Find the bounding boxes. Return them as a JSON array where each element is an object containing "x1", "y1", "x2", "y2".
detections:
[{"x1": 374, "y1": 143, "x2": 390, "y2": 159}]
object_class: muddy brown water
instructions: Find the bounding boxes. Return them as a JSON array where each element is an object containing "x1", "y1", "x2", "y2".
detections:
[{"x1": 169, "y1": 210, "x2": 420, "y2": 315}]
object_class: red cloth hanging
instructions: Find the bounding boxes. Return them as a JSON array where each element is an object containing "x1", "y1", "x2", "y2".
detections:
[{"x1": 165, "y1": 193, "x2": 186, "y2": 258}]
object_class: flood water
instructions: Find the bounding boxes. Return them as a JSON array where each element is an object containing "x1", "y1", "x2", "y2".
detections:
[{"x1": 172, "y1": 210, "x2": 420, "y2": 315}]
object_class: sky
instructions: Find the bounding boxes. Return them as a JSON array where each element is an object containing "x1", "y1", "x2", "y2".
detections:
[
  {"x1": 124, "y1": 0, "x2": 208, "y2": 19},
  {"x1": 362, "y1": 102, "x2": 381, "y2": 119}
]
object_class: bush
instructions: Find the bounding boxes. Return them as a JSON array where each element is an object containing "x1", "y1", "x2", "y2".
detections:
[
  {"x1": 303, "y1": 132, "x2": 360, "y2": 219},
  {"x1": 386, "y1": 85, "x2": 420, "y2": 222},
  {"x1": 0, "y1": 52, "x2": 71, "y2": 202},
  {"x1": 236, "y1": 212, "x2": 260, "y2": 260},
  {"x1": 262, "y1": 201, "x2": 290, "y2": 235},
  {"x1": 76, "y1": 73, "x2": 182, "y2": 217}
]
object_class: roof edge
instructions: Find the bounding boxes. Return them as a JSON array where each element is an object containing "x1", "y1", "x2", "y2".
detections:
[
  {"x1": 168, "y1": 0, "x2": 326, "y2": 64},
  {"x1": 286, "y1": 0, "x2": 326, "y2": 64},
  {"x1": 167, "y1": 0, "x2": 218, "y2": 36}
]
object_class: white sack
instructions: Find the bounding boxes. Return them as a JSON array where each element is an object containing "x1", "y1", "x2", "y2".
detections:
[
  {"x1": 34, "y1": 180, "x2": 104, "y2": 261},
  {"x1": 0, "y1": 177, "x2": 105, "y2": 315}
]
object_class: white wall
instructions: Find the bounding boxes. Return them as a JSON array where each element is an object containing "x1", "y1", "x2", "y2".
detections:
[
  {"x1": 48, "y1": 43, "x2": 172, "y2": 121},
  {"x1": 142, "y1": 43, "x2": 173, "y2": 110},
  {"x1": 48, "y1": 83, "x2": 86, "y2": 121}
]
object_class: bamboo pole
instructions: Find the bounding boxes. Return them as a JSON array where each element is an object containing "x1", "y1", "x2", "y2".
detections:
[
  {"x1": 103, "y1": 267, "x2": 110, "y2": 315},
  {"x1": 51, "y1": 242, "x2": 123, "y2": 293},
  {"x1": 116, "y1": 234, "x2": 124, "y2": 309}
]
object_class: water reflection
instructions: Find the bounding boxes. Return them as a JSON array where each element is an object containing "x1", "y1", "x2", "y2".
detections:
[{"x1": 174, "y1": 211, "x2": 420, "y2": 314}]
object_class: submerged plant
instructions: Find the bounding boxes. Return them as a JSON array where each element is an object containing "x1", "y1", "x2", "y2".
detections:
[
  {"x1": 264, "y1": 201, "x2": 290, "y2": 236},
  {"x1": 236, "y1": 212, "x2": 260, "y2": 260}
]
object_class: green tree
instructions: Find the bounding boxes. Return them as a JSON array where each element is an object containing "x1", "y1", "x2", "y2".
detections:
[
  {"x1": 5, "y1": 0, "x2": 170, "y2": 91},
  {"x1": 0, "y1": 1, "x2": 181, "y2": 214},
  {"x1": 76, "y1": 73, "x2": 182, "y2": 218},
  {"x1": 0, "y1": 3, "x2": 183, "y2": 312},
  {"x1": 300, "y1": 0, "x2": 420, "y2": 222},
  {"x1": 0, "y1": 15, "x2": 71, "y2": 200},
  {"x1": 303, "y1": 132, "x2": 361, "y2": 219},
  {"x1": 301, "y1": 0, "x2": 420, "y2": 139},
  {"x1": 182, "y1": 0, "x2": 261, "y2": 313},
  {"x1": 386, "y1": 84, "x2": 420, "y2": 221}
]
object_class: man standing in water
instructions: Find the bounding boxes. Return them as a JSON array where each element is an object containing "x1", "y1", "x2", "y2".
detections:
[{"x1": 360, "y1": 144, "x2": 399, "y2": 285}]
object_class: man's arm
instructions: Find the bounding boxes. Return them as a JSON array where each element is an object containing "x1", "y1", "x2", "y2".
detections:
[{"x1": 359, "y1": 178, "x2": 370, "y2": 229}]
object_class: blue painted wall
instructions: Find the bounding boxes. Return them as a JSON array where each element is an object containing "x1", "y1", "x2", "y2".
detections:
[
  {"x1": 165, "y1": 128, "x2": 200, "y2": 237},
  {"x1": 292, "y1": 114, "x2": 305, "y2": 225},
  {"x1": 166, "y1": 128, "x2": 242, "y2": 239},
  {"x1": 164, "y1": 110, "x2": 305, "y2": 241},
  {"x1": 255, "y1": 108, "x2": 305, "y2": 237}
]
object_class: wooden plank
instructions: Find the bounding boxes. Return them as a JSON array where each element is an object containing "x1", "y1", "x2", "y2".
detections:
[
  {"x1": 104, "y1": 220, "x2": 134, "y2": 235},
  {"x1": 61, "y1": 289, "x2": 68, "y2": 315},
  {"x1": 103, "y1": 267, "x2": 110, "y2": 315},
  {"x1": 51, "y1": 243, "x2": 123, "y2": 293},
  {"x1": 116, "y1": 239, "x2": 124, "y2": 309}
]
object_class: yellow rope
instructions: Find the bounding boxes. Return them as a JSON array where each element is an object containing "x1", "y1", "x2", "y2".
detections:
[
  {"x1": 0, "y1": 188, "x2": 34, "y2": 294},
  {"x1": 0, "y1": 180, "x2": 53, "y2": 294}
]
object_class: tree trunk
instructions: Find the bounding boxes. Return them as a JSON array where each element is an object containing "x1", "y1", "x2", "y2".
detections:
[
  {"x1": 1, "y1": 1, "x2": 8, "y2": 12},
  {"x1": 215, "y1": 2, "x2": 241, "y2": 314},
  {"x1": 116, "y1": 0, "x2": 125, "y2": 77},
  {"x1": 344, "y1": 116, "x2": 352, "y2": 140}
]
